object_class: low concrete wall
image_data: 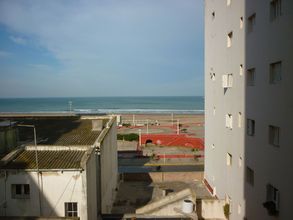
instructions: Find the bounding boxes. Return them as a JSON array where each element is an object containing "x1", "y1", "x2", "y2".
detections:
[
  {"x1": 121, "y1": 172, "x2": 204, "y2": 183},
  {"x1": 117, "y1": 140, "x2": 137, "y2": 151},
  {"x1": 201, "y1": 199, "x2": 227, "y2": 220}
]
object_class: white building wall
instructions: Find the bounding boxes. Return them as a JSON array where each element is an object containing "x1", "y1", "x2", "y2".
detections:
[
  {"x1": 205, "y1": 0, "x2": 245, "y2": 219},
  {"x1": 100, "y1": 118, "x2": 118, "y2": 214},
  {"x1": 245, "y1": 0, "x2": 293, "y2": 219},
  {"x1": 0, "y1": 170, "x2": 88, "y2": 219}
]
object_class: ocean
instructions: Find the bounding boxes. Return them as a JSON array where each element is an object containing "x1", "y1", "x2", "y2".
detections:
[{"x1": 0, "y1": 96, "x2": 204, "y2": 114}]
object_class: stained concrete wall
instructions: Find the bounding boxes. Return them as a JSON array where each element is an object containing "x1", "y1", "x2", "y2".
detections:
[
  {"x1": 201, "y1": 199, "x2": 226, "y2": 220},
  {"x1": 121, "y1": 172, "x2": 204, "y2": 183},
  {"x1": 204, "y1": 1, "x2": 245, "y2": 219},
  {"x1": 0, "y1": 170, "x2": 88, "y2": 219},
  {"x1": 0, "y1": 128, "x2": 18, "y2": 155},
  {"x1": 244, "y1": 0, "x2": 293, "y2": 219},
  {"x1": 99, "y1": 118, "x2": 118, "y2": 214}
]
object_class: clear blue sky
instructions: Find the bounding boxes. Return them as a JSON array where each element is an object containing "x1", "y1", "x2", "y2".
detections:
[{"x1": 0, "y1": 0, "x2": 204, "y2": 98}]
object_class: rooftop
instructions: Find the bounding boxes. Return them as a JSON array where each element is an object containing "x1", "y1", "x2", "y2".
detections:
[
  {"x1": 0, "y1": 146, "x2": 89, "y2": 170},
  {"x1": 1, "y1": 116, "x2": 108, "y2": 146}
]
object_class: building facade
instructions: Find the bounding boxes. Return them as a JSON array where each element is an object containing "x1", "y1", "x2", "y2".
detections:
[
  {"x1": 205, "y1": 0, "x2": 245, "y2": 219},
  {"x1": 0, "y1": 116, "x2": 118, "y2": 220},
  {"x1": 205, "y1": 0, "x2": 293, "y2": 219},
  {"x1": 245, "y1": 0, "x2": 293, "y2": 219}
]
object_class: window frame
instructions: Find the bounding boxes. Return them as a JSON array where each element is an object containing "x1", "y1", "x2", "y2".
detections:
[
  {"x1": 65, "y1": 202, "x2": 78, "y2": 217},
  {"x1": 269, "y1": 125, "x2": 280, "y2": 147},
  {"x1": 11, "y1": 184, "x2": 30, "y2": 199},
  {"x1": 247, "y1": 68, "x2": 255, "y2": 86},
  {"x1": 247, "y1": 119, "x2": 255, "y2": 136},
  {"x1": 270, "y1": 0, "x2": 282, "y2": 21},
  {"x1": 270, "y1": 61, "x2": 282, "y2": 84},
  {"x1": 248, "y1": 13, "x2": 256, "y2": 33}
]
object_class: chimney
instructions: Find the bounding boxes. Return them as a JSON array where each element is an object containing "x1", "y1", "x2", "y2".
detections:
[{"x1": 92, "y1": 120, "x2": 103, "y2": 131}]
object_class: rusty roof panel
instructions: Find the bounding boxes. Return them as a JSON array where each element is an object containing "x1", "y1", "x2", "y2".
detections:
[{"x1": 2, "y1": 150, "x2": 85, "y2": 170}]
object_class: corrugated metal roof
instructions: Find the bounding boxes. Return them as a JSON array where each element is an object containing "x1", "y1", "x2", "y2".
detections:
[
  {"x1": 2, "y1": 150, "x2": 86, "y2": 170},
  {"x1": 15, "y1": 118, "x2": 107, "y2": 146}
]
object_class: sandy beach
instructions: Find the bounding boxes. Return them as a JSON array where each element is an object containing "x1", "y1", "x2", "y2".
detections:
[{"x1": 118, "y1": 114, "x2": 204, "y2": 138}]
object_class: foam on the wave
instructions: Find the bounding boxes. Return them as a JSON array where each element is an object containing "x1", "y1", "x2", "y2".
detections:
[{"x1": 74, "y1": 108, "x2": 204, "y2": 114}]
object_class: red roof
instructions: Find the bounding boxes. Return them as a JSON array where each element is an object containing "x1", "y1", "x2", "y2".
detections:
[{"x1": 141, "y1": 134, "x2": 204, "y2": 149}]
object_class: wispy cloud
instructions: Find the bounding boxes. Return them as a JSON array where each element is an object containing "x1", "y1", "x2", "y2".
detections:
[
  {"x1": 0, "y1": 50, "x2": 12, "y2": 58},
  {"x1": 9, "y1": 35, "x2": 27, "y2": 45},
  {"x1": 0, "y1": 0, "x2": 203, "y2": 97}
]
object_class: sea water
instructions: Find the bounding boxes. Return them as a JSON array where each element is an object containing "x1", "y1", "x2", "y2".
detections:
[{"x1": 0, "y1": 96, "x2": 204, "y2": 114}]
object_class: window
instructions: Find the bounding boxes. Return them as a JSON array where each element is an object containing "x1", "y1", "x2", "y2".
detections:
[
  {"x1": 270, "y1": 61, "x2": 282, "y2": 84},
  {"x1": 227, "y1": 0, "x2": 231, "y2": 6},
  {"x1": 240, "y1": 17, "x2": 244, "y2": 29},
  {"x1": 212, "y1": 11, "x2": 215, "y2": 20},
  {"x1": 247, "y1": 68, "x2": 255, "y2": 86},
  {"x1": 270, "y1": 0, "x2": 282, "y2": 21},
  {"x1": 264, "y1": 184, "x2": 279, "y2": 215},
  {"x1": 248, "y1": 13, "x2": 256, "y2": 33},
  {"x1": 65, "y1": 202, "x2": 78, "y2": 217},
  {"x1": 246, "y1": 166, "x2": 254, "y2": 186},
  {"x1": 210, "y1": 72, "x2": 216, "y2": 80},
  {"x1": 227, "y1": 153, "x2": 232, "y2": 166},
  {"x1": 247, "y1": 119, "x2": 255, "y2": 136},
  {"x1": 11, "y1": 184, "x2": 30, "y2": 199},
  {"x1": 222, "y1": 74, "x2": 233, "y2": 88},
  {"x1": 269, "y1": 125, "x2": 280, "y2": 147},
  {"x1": 238, "y1": 156, "x2": 242, "y2": 167},
  {"x1": 238, "y1": 112, "x2": 242, "y2": 128},
  {"x1": 225, "y1": 114, "x2": 233, "y2": 129},
  {"x1": 227, "y1": 32, "x2": 233, "y2": 47},
  {"x1": 240, "y1": 64, "x2": 243, "y2": 76}
]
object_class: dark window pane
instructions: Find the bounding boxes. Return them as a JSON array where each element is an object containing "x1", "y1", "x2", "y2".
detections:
[
  {"x1": 24, "y1": 184, "x2": 30, "y2": 195},
  {"x1": 15, "y1": 185, "x2": 22, "y2": 195}
]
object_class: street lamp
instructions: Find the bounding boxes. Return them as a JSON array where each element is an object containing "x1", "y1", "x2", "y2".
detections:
[{"x1": 17, "y1": 124, "x2": 41, "y2": 215}]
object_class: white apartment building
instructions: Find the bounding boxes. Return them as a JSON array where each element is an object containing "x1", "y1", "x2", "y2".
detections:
[{"x1": 205, "y1": 0, "x2": 293, "y2": 219}]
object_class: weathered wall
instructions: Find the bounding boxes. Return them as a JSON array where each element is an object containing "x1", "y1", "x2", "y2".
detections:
[
  {"x1": 85, "y1": 150, "x2": 99, "y2": 220},
  {"x1": 201, "y1": 199, "x2": 226, "y2": 220},
  {"x1": 121, "y1": 172, "x2": 203, "y2": 183},
  {"x1": 100, "y1": 119, "x2": 118, "y2": 213},
  {"x1": 0, "y1": 128, "x2": 18, "y2": 154},
  {"x1": 0, "y1": 171, "x2": 87, "y2": 219},
  {"x1": 204, "y1": 1, "x2": 245, "y2": 219}
]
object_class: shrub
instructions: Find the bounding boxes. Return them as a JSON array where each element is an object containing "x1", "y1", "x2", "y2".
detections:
[{"x1": 117, "y1": 133, "x2": 139, "y2": 141}]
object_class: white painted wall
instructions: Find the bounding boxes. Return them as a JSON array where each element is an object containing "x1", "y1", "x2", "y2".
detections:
[
  {"x1": 205, "y1": 0, "x2": 245, "y2": 220},
  {"x1": 205, "y1": 0, "x2": 293, "y2": 219},
  {"x1": 0, "y1": 170, "x2": 88, "y2": 219},
  {"x1": 100, "y1": 118, "x2": 118, "y2": 213}
]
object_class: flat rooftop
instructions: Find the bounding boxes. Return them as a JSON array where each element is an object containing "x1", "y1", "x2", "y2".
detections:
[
  {"x1": 1, "y1": 146, "x2": 88, "y2": 170},
  {"x1": 0, "y1": 116, "x2": 108, "y2": 146}
]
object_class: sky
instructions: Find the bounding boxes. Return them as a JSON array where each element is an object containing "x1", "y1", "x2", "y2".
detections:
[{"x1": 0, "y1": 0, "x2": 204, "y2": 98}]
